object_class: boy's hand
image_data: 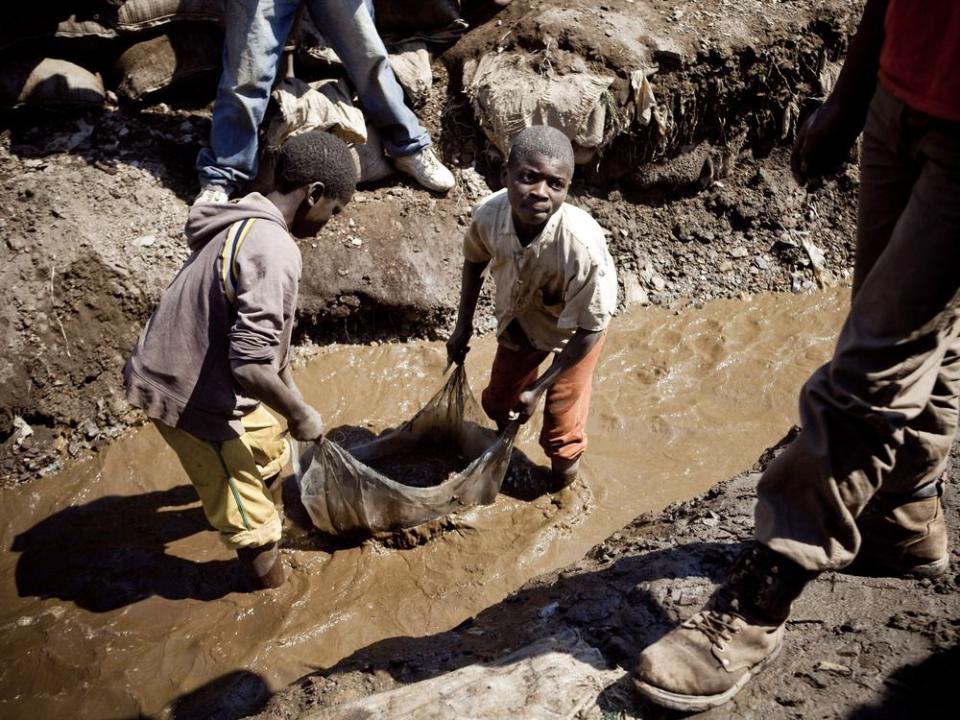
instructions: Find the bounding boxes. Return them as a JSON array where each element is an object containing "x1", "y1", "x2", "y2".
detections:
[
  {"x1": 288, "y1": 405, "x2": 324, "y2": 441},
  {"x1": 446, "y1": 326, "x2": 472, "y2": 366},
  {"x1": 790, "y1": 101, "x2": 862, "y2": 186},
  {"x1": 511, "y1": 386, "x2": 545, "y2": 424}
]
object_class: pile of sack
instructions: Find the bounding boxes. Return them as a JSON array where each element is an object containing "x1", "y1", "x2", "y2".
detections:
[
  {"x1": 1, "y1": 1, "x2": 469, "y2": 109},
  {"x1": 2, "y1": 1, "x2": 225, "y2": 107}
]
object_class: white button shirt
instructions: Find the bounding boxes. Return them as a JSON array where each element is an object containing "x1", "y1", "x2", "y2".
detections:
[{"x1": 463, "y1": 189, "x2": 618, "y2": 352}]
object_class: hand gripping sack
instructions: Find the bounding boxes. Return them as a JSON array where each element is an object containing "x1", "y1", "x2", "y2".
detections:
[{"x1": 294, "y1": 364, "x2": 517, "y2": 536}]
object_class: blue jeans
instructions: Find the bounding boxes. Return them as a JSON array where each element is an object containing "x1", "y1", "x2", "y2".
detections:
[{"x1": 197, "y1": 0, "x2": 431, "y2": 189}]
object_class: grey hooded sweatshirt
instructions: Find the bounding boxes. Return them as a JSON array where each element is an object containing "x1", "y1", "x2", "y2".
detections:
[{"x1": 124, "y1": 193, "x2": 300, "y2": 441}]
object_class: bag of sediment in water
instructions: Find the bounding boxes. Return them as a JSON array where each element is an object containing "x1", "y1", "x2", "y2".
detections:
[{"x1": 293, "y1": 364, "x2": 517, "y2": 536}]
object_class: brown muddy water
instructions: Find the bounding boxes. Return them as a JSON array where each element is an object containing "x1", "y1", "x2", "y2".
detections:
[{"x1": 0, "y1": 289, "x2": 848, "y2": 718}]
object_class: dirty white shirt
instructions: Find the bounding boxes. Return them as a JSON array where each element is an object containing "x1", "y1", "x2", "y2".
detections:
[{"x1": 463, "y1": 189, "x2": 618, "y2": 353}]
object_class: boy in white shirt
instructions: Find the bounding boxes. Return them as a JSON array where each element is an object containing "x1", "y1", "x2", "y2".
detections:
[{"x1": 446, "y1": 125, "x2": 617, "y2": 488}]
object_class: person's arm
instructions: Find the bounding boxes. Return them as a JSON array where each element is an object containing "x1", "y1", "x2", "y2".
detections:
[
  {"x1": 446, "y1": 259, "x2": 488, "y2": 365},
  {"x1": 511, "y1": 327, "x2": 604, "y2": 423},
  {"x1": 791, "y1": 0, "x2": 890, "y2": 184},
  {"x1": 232, "y1": 360, "x2": 323, "y2": 440},
  {"x1": 279, "y1": 364, "x2": 304, "y2": 400}
]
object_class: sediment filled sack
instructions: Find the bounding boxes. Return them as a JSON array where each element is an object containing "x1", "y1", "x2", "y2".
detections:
[
  {"x1": 1, "y1": 58, "x2": 106, "y2": 108},
  {"x1": 1, "y1": 13, "x2": 117, "y2": 53},
  {"x1": 295, "y1": 364, "x2": 517, "y2": 537},
  {"x1": 114, "y1": 27, "x2": 222, "y2": 100},
  {"x1": 463, "y1": 52, "x2": 615, "y2": 161},
  {"x1": 115, "y1": 0, "x2": 224, "y2": 32}
]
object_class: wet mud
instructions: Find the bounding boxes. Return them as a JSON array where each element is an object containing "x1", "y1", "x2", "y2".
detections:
[
  {"x1": 0, "y1": 287, "x2": 847, "y2": 718},
  {"x1": 360, "y1": 447, "x2": 469, "y2": 489}
]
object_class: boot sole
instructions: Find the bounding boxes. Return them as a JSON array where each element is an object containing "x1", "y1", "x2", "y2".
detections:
[
  {"x1": 633, "y1": 640, "x2": 783, "y2": 712},
  {"x1": 846, "y1": 555, "x2": 949, "y2": 579}
]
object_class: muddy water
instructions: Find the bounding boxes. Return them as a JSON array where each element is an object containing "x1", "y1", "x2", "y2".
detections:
[{"x1": 0, "y1": 289, "x2": 848, "y2": 718}]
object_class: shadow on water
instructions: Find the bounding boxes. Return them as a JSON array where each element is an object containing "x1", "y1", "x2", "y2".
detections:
[
  {"x1": 11, "y1": 484, "x2": 242, "y2": 612},
  {"x1": 161, "y1": 669, "x2": 272, "y2": 720}
]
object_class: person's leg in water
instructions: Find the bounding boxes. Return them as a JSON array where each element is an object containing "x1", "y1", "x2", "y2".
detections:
[
  {"x1": 154, "y1": 405, "x2": 291, "y2": 590},
  {"x1": 633, "y1": 86, "x2": 960, "y2": 713},
  {"x1": 539, "y1": 333, "x2": 606, "y2": 489},
  {"x1": 195, "y1": 0, "x2": 301, "y2": 204},
  {"x1": 481, "y1": 335, "x2": 549, "y2": 433}
]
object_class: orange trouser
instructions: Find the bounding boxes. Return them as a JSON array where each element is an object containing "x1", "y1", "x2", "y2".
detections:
[{"x1": 481, "y1": 333, "x2": 606, "y2": 462}]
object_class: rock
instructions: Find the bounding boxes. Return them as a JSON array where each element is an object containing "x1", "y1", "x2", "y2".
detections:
[
  {"x1": 622, "y1": 273, "x2": 650, "y2": 307},
  {"x1": 814, "y1": 660, "x2": 852, "y2": 676},
  {"x1": 730, "y1": 246, "x2": 749, "y2": 258},
  {"x1": 132, "y1": 234, "x2": 156, "y2": 248}
]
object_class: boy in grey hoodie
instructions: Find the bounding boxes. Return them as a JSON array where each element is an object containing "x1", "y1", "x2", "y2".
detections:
[{"x1": 124, "y1": 132, "x2": 357, "y2": 590}]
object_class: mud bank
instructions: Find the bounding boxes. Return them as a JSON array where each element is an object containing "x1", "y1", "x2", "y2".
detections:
[
  {"x1": 0, "y1": 0, "x2": 863, "y2": 484},
  {"x1": 259, "y1": 445, "x2": 958, "y2": 720},
  {"x1": 0, "y1": 288, "x2": 848, "y2": 718}
]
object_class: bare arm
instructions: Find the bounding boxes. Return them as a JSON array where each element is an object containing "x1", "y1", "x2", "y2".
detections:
[
  {"x1": 792, "y1": 0, "x2": 890, "y2": 184},
  {"x1": 232, "y1": 360, "x2": 323, "y2": 440},
  {"x1": 512, "y1": 327, "x2": 604, "y2": 423},
  {"x1": 446, "y1": 259, "x2": 488, "y2": 365}
]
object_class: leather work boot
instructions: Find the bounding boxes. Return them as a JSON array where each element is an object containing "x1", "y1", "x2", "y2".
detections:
[
  {"x1": 633, "y1": 543, "x2": 816, "y2": 712},
  {"x1": 852, "y1": 479, "x2": 949, "y2": 578},
  {"x1": 236, "y1": 542, "x2": 287, "y2": 590}
]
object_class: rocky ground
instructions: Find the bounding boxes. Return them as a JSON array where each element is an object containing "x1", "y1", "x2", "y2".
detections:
[{"x1": 246, "y1": 437, "x2": 959, "y2": 720}]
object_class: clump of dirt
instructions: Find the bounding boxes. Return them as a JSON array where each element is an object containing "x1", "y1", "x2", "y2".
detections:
[{"x1": 362, "y1": 447, "x2": 469, "y2": 488}]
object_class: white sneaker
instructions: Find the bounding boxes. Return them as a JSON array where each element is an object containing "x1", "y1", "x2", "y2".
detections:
[
  {"x1": 392, "y1": 147, "x2": 456, "y2": 193},
  {"x1": 192, "y1": 184, "x2": 231, "y2": 206}
]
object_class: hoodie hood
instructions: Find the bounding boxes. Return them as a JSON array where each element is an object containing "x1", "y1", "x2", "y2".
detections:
[{"x1": 184, "y1": 192, "x2": 289, "y2": 251}]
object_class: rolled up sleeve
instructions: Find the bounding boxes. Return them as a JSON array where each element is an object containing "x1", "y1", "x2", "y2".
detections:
[
  {"x1": 227, "y1": 236, "x2": 301, "y2": 367},
  {"x1": 462, "y1": 211, "x2": 493, "y2": 263},
  {"x1": 557, "y1": 247, "x2": 618, "y2": 332}
]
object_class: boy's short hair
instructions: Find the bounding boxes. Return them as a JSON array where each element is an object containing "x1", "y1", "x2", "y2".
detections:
[
  {"x1": 275, "y1": 131, "x2": 358, "y2": 200},
  {"x1": 507, "y1": 125, "x2": 575, "y2": 170}
]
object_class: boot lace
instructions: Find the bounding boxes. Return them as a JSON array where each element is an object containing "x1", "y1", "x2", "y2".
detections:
[{"x1": 685, "y1": 607, "x2": 740, "y2": 650}]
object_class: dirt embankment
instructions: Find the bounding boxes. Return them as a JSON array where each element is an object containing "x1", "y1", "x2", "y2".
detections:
[
  {"x1": 249, "y1": 439, "x2": 959, "y2": 720},
  {"x1": 1, "y1": 0, "x2": 863, "y2": 485}
]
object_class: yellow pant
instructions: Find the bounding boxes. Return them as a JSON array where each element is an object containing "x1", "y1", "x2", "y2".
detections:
[{"x1": 155, "y1": 405, "x2": 289, "y2": 549}]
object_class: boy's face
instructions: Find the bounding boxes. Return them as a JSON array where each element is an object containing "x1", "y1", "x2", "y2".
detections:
[
  {"x1": 502, "y1": 152, "x2": 573, "y2": 239},
  {"x1": 292, "y1": 193, "x2": 350, "y2": 239}
]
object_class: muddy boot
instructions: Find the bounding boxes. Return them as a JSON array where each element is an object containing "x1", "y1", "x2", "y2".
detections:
[
  {"x1": 851, "y1": 480, "x2": 949, "y2": 578},
  {"x1": 550, "y1": 456, "x2": 580, "y2": 491},
  {"x1": 236, "y1": 542, "x2": 287, "y2": 590},
  {"x1": 632, "y1": 543, "x2": 816, "y2": 712}
]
